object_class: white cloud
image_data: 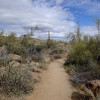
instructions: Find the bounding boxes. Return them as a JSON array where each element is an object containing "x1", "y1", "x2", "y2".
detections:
[
  {"x1": 0, "y1": 0, "x2": 99, "y2": 40},
  {"x1": 81, "y1": 26, "x2": 98, "y2": 35},
  {"x1": 64, "y1": 0, "x2": 100, "y2": 15},
  {"x1": 0, "y1": 0, "x2": 76, "y2": 39},
  {"x1": 56, "y1": 0, "x2": 64, "y2": 4}
]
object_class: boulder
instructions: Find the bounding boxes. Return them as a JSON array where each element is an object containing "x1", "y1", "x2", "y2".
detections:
[
  {"x1": 29, "y1": 63, "x2": 41, "y2": 73},
  {"x1": 82, "y1": 87, "x2": 95, "y2": 99},
  {"x1": 20, "y1": 64, "x2": 30, "y2": 71},
  {"x1": 96, "y1": 94, "x2": 100, "y2": 100},
  {"x1": 0, "y1": 45, "x2": 8, "y2": 57},
  {"x1": 30, "y1": 61, "x2": 40, "y2": 68},
  {"x1": 21, "y1": 64, "x2": 28, "y2": 68},
  {"x1": 21, "y1": 63, "x2": 41, "y2": 72},
  {"x1": 29, "y1": 65, "x2": 41, "y2": 73},
  {"x1": 71, "y1": 91, "x2": 94, "y2": 100},
  {"x1": 26, "y1": 57, "x2": 32, "y2": 64},
  {"x1": 86, "y1": 80, "x2": 100, "y2": 97},
  {"x1": 80, "y1": 80, "x2": 100, "y2": 99},
  {"x1": 30, "y1": 61, "x2": 36, "y2": 66},
  {"x1": 9, "y1": 61, "x2": 20, "y2": 67},
  {"x1": 35, "y1": 62, "x2": 40, "y2": 67},
  {"x1": 44, "y1": 57, "x2": 51, "y2": 63},
  {"x1": 8, "y1": 54, "x2": 22, "y2": 62}
]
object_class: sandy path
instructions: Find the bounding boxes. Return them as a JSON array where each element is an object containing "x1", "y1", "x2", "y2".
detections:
[{"x1": 25, "y1": 58, "x2": 73, "y2": 100}]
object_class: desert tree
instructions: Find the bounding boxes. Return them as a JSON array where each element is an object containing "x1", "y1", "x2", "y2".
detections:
[
  {"x1": 66, "y1": 27, "x2": 82, "y2": 42},
  {"x1": 23, "y1": 25, "x2": 39, "y2": 37},
  {"x1": 66, "y1": 20, "x2": 82, "y2": 42},
  {"x1": 21, "y1": 26, "x2": 39, "y2": 47}
]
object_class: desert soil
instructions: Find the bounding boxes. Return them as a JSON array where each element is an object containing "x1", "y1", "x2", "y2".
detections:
[{"x1": 25, "y1": 58, "x2": 73, "y2": 100}]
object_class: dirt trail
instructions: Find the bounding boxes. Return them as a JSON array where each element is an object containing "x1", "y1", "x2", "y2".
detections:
[{"x1": 26, "y1": 58, "x2": 73, "y2": 100}]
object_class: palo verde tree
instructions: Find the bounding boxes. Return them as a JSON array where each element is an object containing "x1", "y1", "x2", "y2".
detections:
[
  {"x1": 66, "y1": 21, "x2": 82, "y2": 43},
  {"x1": 21, "y1": 26, "x2": 39, "y2": 47},
  {"x1": 66, "y1": 27, "x2": 82, "y2": 43}
]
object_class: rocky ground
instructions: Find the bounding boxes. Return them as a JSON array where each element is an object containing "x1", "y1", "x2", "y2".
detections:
[{"x1": 66, "y1": 65, "x2": 100, "y2": 100}]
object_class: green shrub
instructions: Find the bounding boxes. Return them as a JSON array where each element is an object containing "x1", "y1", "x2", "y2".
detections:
[
  {"x1": 0, "y1": 66, "x2": 34, "y2": 96},
  {"x1": 32, "y1": 53, "x2": 44, "y2": 62},
  {"x1": 86, "y1": 37, "x2": 98, "y2": 61},
  {"x1": 0, "y1": 56, "x2": 8, "y2": 67},
  {"x1": 68, "y1": 42, "x2": 92, "y2": 66},
  {"x1": 47, "y1": 39, "x2": 56, "y2": 49},
  {"x1": 52, "y1": 48, "x2": 64, "y2": 54},
  {"x1": 65, "y1": 34, "x2": 100, "y2": 73},
  {"x1": 0, "y1": 33, "x2": 28, "y2": 57},
  {"x1": 6, "y1": 43, "x2": 28, "y2": 57},
  {"x1": 59, "y1": 48, "x2": 64, "y2": 54},
  {"x1": 20, "y1": 35, "x2": 34, "y2": 48},
  {"x1": 6, "y1": 33, "x2": 17, "y2": 44},
  {"x1": 0, "y1": 35, "x2": 6, "y2": 47},
  {"x1": 35, "y1": 45, "x2": 44, "y2": 52}
]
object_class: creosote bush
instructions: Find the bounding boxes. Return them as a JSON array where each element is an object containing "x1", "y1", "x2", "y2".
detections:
[{"x1": 0, "y1": 66, "x2": 34, "y2": 96}]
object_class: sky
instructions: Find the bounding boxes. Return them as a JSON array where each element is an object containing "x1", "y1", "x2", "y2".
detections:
[{"x1": 0, "y1": 0, "x2": 100, "y2": 40}]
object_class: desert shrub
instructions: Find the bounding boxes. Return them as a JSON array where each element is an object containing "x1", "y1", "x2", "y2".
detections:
[
  {"x1": 6, "y1": 43, "x2": 28, "y2": 57},
  {"x1": 27, "y1": 45, "x2": 45, "y2": 62},
  {"x1": 21, "y1": 39, "x2": 34, "y2": 48},
  {"x1": 27, "y1": 39, "x2": 35, "y2": 47},
  {"x1": 20, "y1": 38, "x2": 28, "y2": 47},
  {"x1": 35, "y1": 45, "x2": 44, "y2": 52},
  {"x1": 89, "y1": 62, "x2": 100, "y2": 77},
  {"x1": 0, "y1": 56, "x2": 8, "y2": 67},
  {"x1": 53, "y1": 54, "x2": 62, "y2": 59},
  {"x1": 0, "y1": 66, "x2": 34, "y2": 96},
  {"x1": 46, "y1": 39, "x2": 56, "y2": 49},
  {"x1": 0, "y1": 33, "x2": 6, "y2": 47},
  {"x1": 6, "y1": 33, "x2": 17, "y2": 44},
  {"x1": 51, "y1": 49, "x2": 59, "y2": 54},
  {"x1": 20, "y1": 34, "x2": 35, "y2": 48},
  {"x1": 59, "y1": 48, "x2": 64, "y2": 54},
  {"x1": 0, "y1": 33, "x2": 28, "y2": 57},
  {"x1": 65, "y1": 65, "x2": 76, "y2": 75},
  {"x1": 32, "y1": 52, "x2": 45, "y2": 62},
  {"x1": 86, "y1": 37, "x2": 98, "y2": 61},
  {"x1": 51, "y1": 48, "x2": 64, "y2": 54},
  {"x1": 67, "y1": 41, "x2": 92, "y2": 66},
  {"x1": 65, "y1": 34, "x2": 100, "y2": 73}
]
